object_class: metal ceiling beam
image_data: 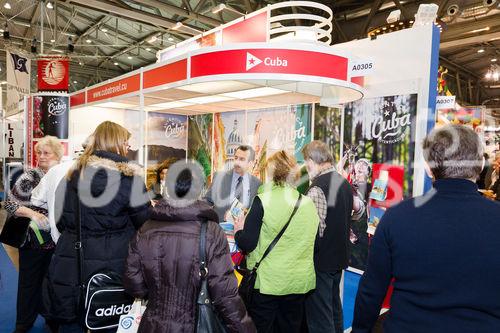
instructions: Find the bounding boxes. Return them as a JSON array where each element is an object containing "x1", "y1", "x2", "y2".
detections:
[
  {"x1": 440, "y1": 31, "x2": 500, "y2": 50},
  {"x1": 439, "y1": 56, "x2": 481, "y2": 80},
  {"x1": 75, "y1": 15, "x2": 108, "y2": 44},
  {"x1": 60, "y1": 0, "x2": 199, "y2": 34},
  {"x1": 359, "y1": 0, "x2": 384, "y2": 37},
  {"x1": 442, "y1": 15, "x2": 500, "y2": 41},
  {"x1": 242, "y1": 0, "x2": 252, "y2": 13},
  {"x1": 23, "y1": 2, "x2": 41, "y2": 40},
  {"x1": 131, "y1": 0, "x2": 221, "y2": 27},
  {"x1": 182, "y1": 0, "x2": 193, "y2": 13},
  {"x1": 97, "y1": 31, "x2": 159, "y2": 67},
  {"x1": 332, "y1": 16, "x2": 348, "y2": 43}
]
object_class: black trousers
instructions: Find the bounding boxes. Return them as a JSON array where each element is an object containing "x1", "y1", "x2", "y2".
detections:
[
  {"x1": 248, "y1": 290, "x2": 306, "y2": 333},
  {"x1": 16, "y1": 247, "x2": 54, "y2": 331}
]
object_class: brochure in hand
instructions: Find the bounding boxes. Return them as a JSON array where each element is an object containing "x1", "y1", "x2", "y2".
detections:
[{"x1": 219, "y1": 198, "x2": 245, "y2": 253}]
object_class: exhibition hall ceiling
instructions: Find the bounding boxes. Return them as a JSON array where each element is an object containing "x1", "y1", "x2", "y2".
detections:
[{"x1": 0, "y1": 0, "x2": 498, "y2": 105}]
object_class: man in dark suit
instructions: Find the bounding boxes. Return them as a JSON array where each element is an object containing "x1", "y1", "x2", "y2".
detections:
[{"x1": 205, "y1": 145, "x2": 261, "y2": 223}]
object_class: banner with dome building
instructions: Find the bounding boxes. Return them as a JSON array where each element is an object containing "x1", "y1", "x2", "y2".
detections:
[{"x1": 200, "y1": 105, "x2": 312, "y2": 183}]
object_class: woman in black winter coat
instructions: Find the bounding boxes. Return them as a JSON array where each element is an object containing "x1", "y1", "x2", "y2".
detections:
[{"x1": 43, "y1": 121, "x2": 150, "y2": 333}]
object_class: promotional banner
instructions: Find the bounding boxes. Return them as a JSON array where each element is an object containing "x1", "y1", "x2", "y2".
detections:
[
  {"x1": 213, "y1": 111, "x2": 246, "y2": 173},
  {"x1": 314, "y1": 105, "x2": 343, "y2": 163},
  {"x1": 37, "y1": 57, "x2": 69, "y2": 91},
  {"x1": 6, "y1": 50, "x2": 30, "y2": 117},
  {"x1": 1, "y1": 121, "x2": 24, "y2": 158},
  {"x1": 33, "y1": 95, "x2": 69, "y2": 139},
  {"x1": 209, "y1": 105, "x2": 313, "y2": 182},
  {"x1": 145, "y1": 113, "x2": 187, "y2": 189},
  {"x1": 188, "y1": 114, "x2": 213, "y2": 180},
  {"x1": 343, "y1": 93, "x2": 418, "y2": 271},
  {"x1": 247, "y1": 105, "x2": 312, "y2": 180}
]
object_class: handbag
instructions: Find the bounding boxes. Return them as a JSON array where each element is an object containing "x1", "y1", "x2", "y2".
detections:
[
  {"x1": 0, "y1": 215, "x2": 31, "y2": 248},
  {"x1": 116, "y1": 299, "x2": 147, "y2": 333},
  {"x1": 196, "y1": 220, "x2": 227, "y2": 333},
  {"x1": 75, "y1": 194, "x2": 133, "y2": 330},
  {"x1": 237, "y1": 194, "x2": 303, "y2": 307}
]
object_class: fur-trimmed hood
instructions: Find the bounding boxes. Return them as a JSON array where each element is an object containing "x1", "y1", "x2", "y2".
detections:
[
  {"x1": 67, "y1": 150, "x2": 144, "y2": 194},
  {"x1": 86, "y1": 154, "x2": 143, "y2": 177}
]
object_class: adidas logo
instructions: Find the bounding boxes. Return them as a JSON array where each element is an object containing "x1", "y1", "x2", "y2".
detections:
[
  {"x1": 95, "y1": 304, "x2": 132, "y2": 317},
  {"x1": 246, "y1": 52, "x2": 288, "y2": 71}
]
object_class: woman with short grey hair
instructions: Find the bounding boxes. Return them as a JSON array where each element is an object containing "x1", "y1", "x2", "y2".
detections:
[{"x1": 353, "y1": 125, "x2": 500, "y2": 333}]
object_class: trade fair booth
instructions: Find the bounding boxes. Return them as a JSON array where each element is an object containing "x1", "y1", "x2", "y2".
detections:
[{"x1": 23, "y1": 1, "x2": 441, "y2": 329}]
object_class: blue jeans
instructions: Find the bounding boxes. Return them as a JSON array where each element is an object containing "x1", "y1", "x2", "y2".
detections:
[{"x1": 305, "y1": 270, "x2": 344, "y2": 333}]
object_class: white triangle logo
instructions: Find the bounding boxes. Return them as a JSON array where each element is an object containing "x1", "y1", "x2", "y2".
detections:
[{"x1": 246, "y1": 52, "x2": 262, "y2": 71}]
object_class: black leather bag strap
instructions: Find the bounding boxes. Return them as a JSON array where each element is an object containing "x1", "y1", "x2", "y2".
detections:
[
  {"x1": 253, "y1": 194, "x2": 303, "y2": 271},
  {"x1": 197, "y1": 220, "x2": 209, "y2": 304}
]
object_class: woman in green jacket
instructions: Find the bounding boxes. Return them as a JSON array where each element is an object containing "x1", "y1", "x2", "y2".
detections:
[{"x1": 234, "y1": 150, "x2": 320, "y2": 333}]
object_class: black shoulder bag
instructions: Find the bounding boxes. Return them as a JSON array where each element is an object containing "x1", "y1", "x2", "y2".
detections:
[
  {"x1": 0, "y1": 215, "x2": 31, "y2": 248},
  {"x1": 196, "y1": 220, "x2": 227, "y2": 333},
  {"x1": 75, "y1": 195, "x2": 133, "y2": 330},
  {"x1": 238, "y1": 194, "x2": 303, "y2": 307}
]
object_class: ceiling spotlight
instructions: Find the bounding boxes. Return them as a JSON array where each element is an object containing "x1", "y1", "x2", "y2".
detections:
[
  {"x1": 50, "y1": 39, "x2": 55, "y2": 43},
  {"x1": 114, "y1": 62, "x2": 119, "y2": 66},
  {"x1": 172, "y1": 22, "x2": 183, "y2": 30},
  {"x1": 127, "y1": 56, "x2": 133, "y2": 59},
  {"x1": 31, "y1": 37, "x2": 37, "y2": 53},
  {"x1": 478, "y1": 49, "x2": 485, "y2": 53},
  {"x1": 147, "y1": 35, "x2": 157, "y2": 43},
  {"x1": 146, "y1": 47, "x2": 151, "y2": 51},
  {"x1": 3, "y1": 23, "x2": 9, "y2": 39},
  {"x1": 101, "y1": 28, "x2": 108, "y2": 32},
  {"x1": 4, "y1": 2, "x2": 11, "y2": 9},
  {"x1": 492, "y1": 58, "x2": 497, "y2": 62},
  {"x1": 46, "y1": 2, "x2": 53, "y2": 9},
  {"x1": 73, "y1": 80, "x2": 77, "y2": 84},
  {"x1": 68, "y1": 36, "x2": 74, "y2": 52},
  {"x1": 212, "y1": 3, "x2": 226, "y2": 14},
  {"x1": 168, "y1": 37, "x2": 174, "y2": 42},
  {"x1": 86, "y1": 39, "x2": 92, "y2": 43},
  {"x1": 79, "y1": 61, "x2": 83, "y2": 66}
]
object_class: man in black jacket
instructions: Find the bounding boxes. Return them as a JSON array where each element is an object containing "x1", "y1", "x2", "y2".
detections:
[{"x1": 302, "y1": 141, "x2": 354, "y2": 333}]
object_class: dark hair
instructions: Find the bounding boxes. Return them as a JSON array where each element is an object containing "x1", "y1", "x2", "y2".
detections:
[
  {"x1": 235, "y1": 145, "x2": 255, "y2": 161},
  {"x1": 175, "y1": 168, "x2": 192, "y2": 198},
  {"x1": 422, "y1": 125, "x2": 483, "y2": 180},
  {"x1": 302, "y1": 140, "x2": 334, "y2": 165}
]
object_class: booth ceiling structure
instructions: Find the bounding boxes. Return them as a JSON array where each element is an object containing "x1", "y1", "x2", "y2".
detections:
[{"x1": 0, "y1": 0, "x2": 499, "y2": 106}]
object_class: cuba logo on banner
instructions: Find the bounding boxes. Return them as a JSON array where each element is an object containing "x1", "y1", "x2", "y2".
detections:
[
  {"x1": 164, "y1": 118, "x2": 186, "y2": 139},
  {"x1": 371, "y1": 100, "x2": 412, "y2": 144}
]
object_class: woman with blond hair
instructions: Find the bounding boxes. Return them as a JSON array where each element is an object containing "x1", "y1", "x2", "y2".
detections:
[
  {"x1": 234, "y1": 150, "x2": 320, "y2": 333},
  {"x1": 43, "y1": 121, "x2": 150, "y2": 333},
  {"x1": 5, "y1": 136, "x2": 63, "y2": 333}
]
